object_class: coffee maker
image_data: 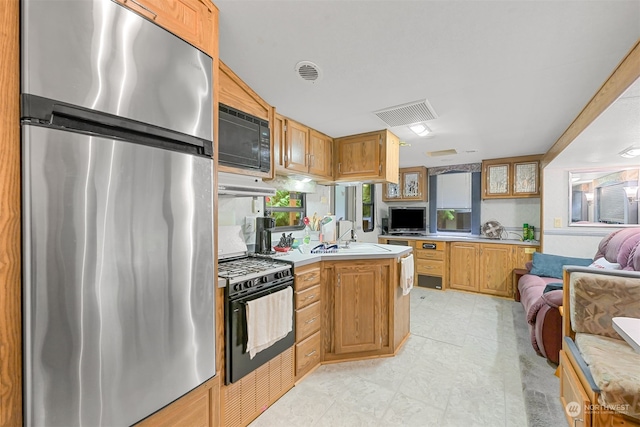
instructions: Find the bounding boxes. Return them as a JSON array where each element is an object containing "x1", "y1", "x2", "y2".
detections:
[{"x1": 255, "y1": 216, "x2": 276, "y2": 254}]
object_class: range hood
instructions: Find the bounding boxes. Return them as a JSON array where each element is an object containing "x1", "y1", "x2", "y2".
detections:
[{"x1": 217, "y1": 172, "x2": 276, "y2": 197}]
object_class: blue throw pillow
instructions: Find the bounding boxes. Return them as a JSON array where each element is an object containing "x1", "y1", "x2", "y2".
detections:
[{"x1": 529, "y1": 252, "x2": 593, "y2": 279}]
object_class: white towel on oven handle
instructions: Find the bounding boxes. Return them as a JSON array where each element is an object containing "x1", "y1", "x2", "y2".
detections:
[
  {"x1": 246, "y1": 286, "x2": 293, "y2": 359},
  {"x1": 400, "y1": 254, "x2": 414, "y2": 296}
]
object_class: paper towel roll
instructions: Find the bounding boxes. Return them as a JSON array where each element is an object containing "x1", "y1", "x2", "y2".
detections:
[{"x1": 320, "y1": 215, "x2": 337, "y2": 243}]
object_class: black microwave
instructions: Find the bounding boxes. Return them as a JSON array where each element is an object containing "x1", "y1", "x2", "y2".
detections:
[{"x1": 218, "y1": 103, "x2": 270, "y2": 173}]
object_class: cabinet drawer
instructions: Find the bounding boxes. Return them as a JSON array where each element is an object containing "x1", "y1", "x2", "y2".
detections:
[
  {"x1": 295, "y1": 284, "x2": 320, "y2": 310},
  {"x1": 416, "y1": 250, "x2": 444, "y2": 261},
  {"x1": 416, "y1": 259, "x2": 444, "y2": 276},
  {"x1": 295, "y1": 301, "x2": 321, "y2": 341},
  {"x1": 295, "y1": 331, "x2": 321, "y2": 378},
  {"x1": 295, "y1": 266, "x2": 321, "y2": 291}
]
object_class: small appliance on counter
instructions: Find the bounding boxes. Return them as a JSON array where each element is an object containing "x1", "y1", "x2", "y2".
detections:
[{"x1": 255, "y1": 216, "x2": 276, "y2": 254}]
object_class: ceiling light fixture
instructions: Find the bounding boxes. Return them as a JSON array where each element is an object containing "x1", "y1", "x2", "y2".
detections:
[
  {"x1": 409, "y1": 123, "x2": 431, "y2": 136},
  {"x1": 619, "y1": 146, "x2": 640, "y2": 158}
]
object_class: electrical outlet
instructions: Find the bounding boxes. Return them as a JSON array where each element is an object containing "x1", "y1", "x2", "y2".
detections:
[{"x1": 554, "y1": 217, "x2": 562, "y2": 228}]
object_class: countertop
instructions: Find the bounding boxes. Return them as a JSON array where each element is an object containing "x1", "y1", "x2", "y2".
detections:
[
  {"x1": 379, "y1": 234, "x2": 540, "y2": 246},
  {"x1": 272, "y1": 243, "x2": 413, "y2": 268}
]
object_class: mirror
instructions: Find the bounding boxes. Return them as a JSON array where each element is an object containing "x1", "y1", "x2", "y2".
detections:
[
  {"x1": 570, "y1": 168, "x2": 640, "y2": 226},
  {"x1": 333, "y1": 184, "x2": 356, "y2": 221}
]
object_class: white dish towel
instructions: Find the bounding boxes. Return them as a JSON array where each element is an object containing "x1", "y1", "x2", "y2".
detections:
[
  {"x1": 400, "y1": 254, "x2": 414, "y2": 296},
  {"x1": 246, "y1": 286, "x2": 293, "y2": 359}
]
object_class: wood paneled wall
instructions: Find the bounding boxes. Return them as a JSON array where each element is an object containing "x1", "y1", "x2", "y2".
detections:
[{"x1": 0, "y1": 1, "x2": 22, "y2": 426}]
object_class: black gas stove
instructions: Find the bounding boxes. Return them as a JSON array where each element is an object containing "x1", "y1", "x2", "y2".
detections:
[
  {"x1": 218, "y1": 255, "x2": 293, "y2": 297},
  {"x1": 219, "y1": 254, "x2": 295, "y2": 384}
]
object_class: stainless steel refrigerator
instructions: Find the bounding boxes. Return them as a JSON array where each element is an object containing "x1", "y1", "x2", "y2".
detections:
[{"x1": 21, "y1": 1, "x2": 215, "y2": 425}]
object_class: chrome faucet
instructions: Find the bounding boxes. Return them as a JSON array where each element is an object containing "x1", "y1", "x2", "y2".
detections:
[{"x1": 338, "y1": 227, "x2": 358, "y2": 248}]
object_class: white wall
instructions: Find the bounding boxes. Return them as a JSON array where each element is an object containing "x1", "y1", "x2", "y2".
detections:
[{"x1": 217, "y1": 185, "x2": 332, "y2": 248}]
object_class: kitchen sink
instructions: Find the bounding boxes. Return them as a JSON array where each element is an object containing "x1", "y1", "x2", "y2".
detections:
[{"x1": 337, "y1": 243, "x2": 392, "y2": 253}]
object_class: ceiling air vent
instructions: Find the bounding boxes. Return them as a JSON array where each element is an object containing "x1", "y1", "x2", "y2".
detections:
[
  {"x1": 374, "y1": 99, "x2": 438, "y2": 127},
  {"x1": 427, "y1": 149, "x2": 458, "y2": 157},
  {"x1": 295, "y1": 61, "x2": 322, "y2": 83}
]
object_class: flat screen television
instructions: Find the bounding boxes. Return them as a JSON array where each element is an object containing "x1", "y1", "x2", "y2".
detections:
[{"x1": 388, "y1": 207, "x2": 427, "y2": 235}]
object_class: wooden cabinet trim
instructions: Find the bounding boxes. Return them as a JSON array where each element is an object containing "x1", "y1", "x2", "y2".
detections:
[{"x1": 0, "y1": 0, "x2": 22, "y2": 424}]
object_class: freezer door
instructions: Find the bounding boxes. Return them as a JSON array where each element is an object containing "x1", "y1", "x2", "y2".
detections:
[
  {"x1": 22, "y1": 0, "x2": 212, "y2": 142},
  {"x1": 23, "y1": 126, "x2": 215, "y2": 427}
]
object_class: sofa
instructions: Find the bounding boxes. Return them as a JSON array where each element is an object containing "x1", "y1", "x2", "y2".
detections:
[
  {"x1": 560, "y1": 266, "x2": 640, "y2": 427},
  {"x1": 517, "y1": 228, "x2": 640, "y2": 364}
]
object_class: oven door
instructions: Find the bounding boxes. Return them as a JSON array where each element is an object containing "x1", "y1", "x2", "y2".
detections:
[{"x1": 225, "y1": 281, "x2": 295, "y2": 384}]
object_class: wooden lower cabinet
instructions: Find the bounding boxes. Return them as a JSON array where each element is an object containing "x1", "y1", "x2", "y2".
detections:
[
  {"x1": 322, "y1": 258, "x2": 409, "y2": 362},
  {"x1": 334, "y1": 264, "x2": 383, "y2": 354},
  {"x1": 136, "y1": 376, "x2": 220, "y2": 427},
  {"x1": 478, "y1": 244, "x2": 513, "y2": 296},
  {"x1": 449, "y1": 241, "x2": 537, "y2": 298},
  {"x1": 294, "y1": 264, "x2": 322, "y2": 381},
  {"x1": 449, "y1": 242, "x2": 479, "y2": 292},
  {"x1": 295, "y1": 331, "x2": 321, "y2": 379}
]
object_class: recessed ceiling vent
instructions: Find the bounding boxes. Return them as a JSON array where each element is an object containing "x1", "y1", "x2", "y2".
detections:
[
  {"x1": 427, "y1": 149, "x2": 457, "y2": 157},
  {"x1": 295, "y1": 61, "x2": 322, "y2": 83},
  {"x1": 374, "y1": 99, "x2": 438, "y2": 127}
]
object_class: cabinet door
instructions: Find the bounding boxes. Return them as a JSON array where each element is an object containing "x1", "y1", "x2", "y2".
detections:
[
  {"x1": 116, "y1": 0, "x2": 215, "y2": 55},
  {"x1": 479, "y1": 244, "x2": 513, "y2": 297},
  {"x1": 285, "y1": 119, "x2": 309, "y2": 173},
  {"x1": 273, "y1": 114, "x2": 286, "y2": 172},
  {"x1": 484, "y1": 163, "x2": 510, "y2": 197},
  {"x1": 513, "y1": 161, "x2": 539, "y2": 196},
  {"x1": 334, "y1": 265, "x2": 382, "y2": 354},
  {"x1": 335, "y1": 133, "x2": 381, "y2": 180},
  {"x1": 308, "y1": 130, "x2": 332, "y2": 178},
  {"x1": 514, "y1": 246, "x2": 537, "y2": 269},
  {"x1": 448, "y1": 242, "x2": 478, "y2": 291},
  {"x1": 382, "y1": 178, "x2": 401, "y2": 201},
  {"x1": 401, "y1": 167, "x2": 427, "y2": 201}
]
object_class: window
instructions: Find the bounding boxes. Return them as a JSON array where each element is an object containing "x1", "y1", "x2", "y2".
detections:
[
  {"x1": 265, "y1": 190, "x2": 306, "y2": 231},
  {"x1": 429, "y1": 171, "x2": 481, "y2": 234},
  {"x1": 362, "y1": 184, "x2": 375, "y2": 232}
]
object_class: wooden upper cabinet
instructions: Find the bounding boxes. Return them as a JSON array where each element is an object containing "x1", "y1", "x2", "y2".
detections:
[
  {"x1": 273, "y1": 116, "x2": 333, "y2": 180},
  {"x1": 308, "y1": 130, "x2": 333, "y2": 178},
  {"x1": 334, "y1": 129, "x2": 399, "y2": 184},
  {"x1": 115, "y1": 0, "x2": 216, "y2": 55},
  {"x1": 482, "y1": 154, "x2": 542, "y2": 199},
  {"x1": 382, "y1": 166, "x2": 428, "y2": 201},
  {"x1": 285, "y1": 119, "x2": 310, "y2": 174}
]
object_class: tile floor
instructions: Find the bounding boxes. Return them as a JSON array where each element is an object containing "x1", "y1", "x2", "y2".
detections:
[{"x1": 250, "y1": 287, "x2": 528, "y2": 427}]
